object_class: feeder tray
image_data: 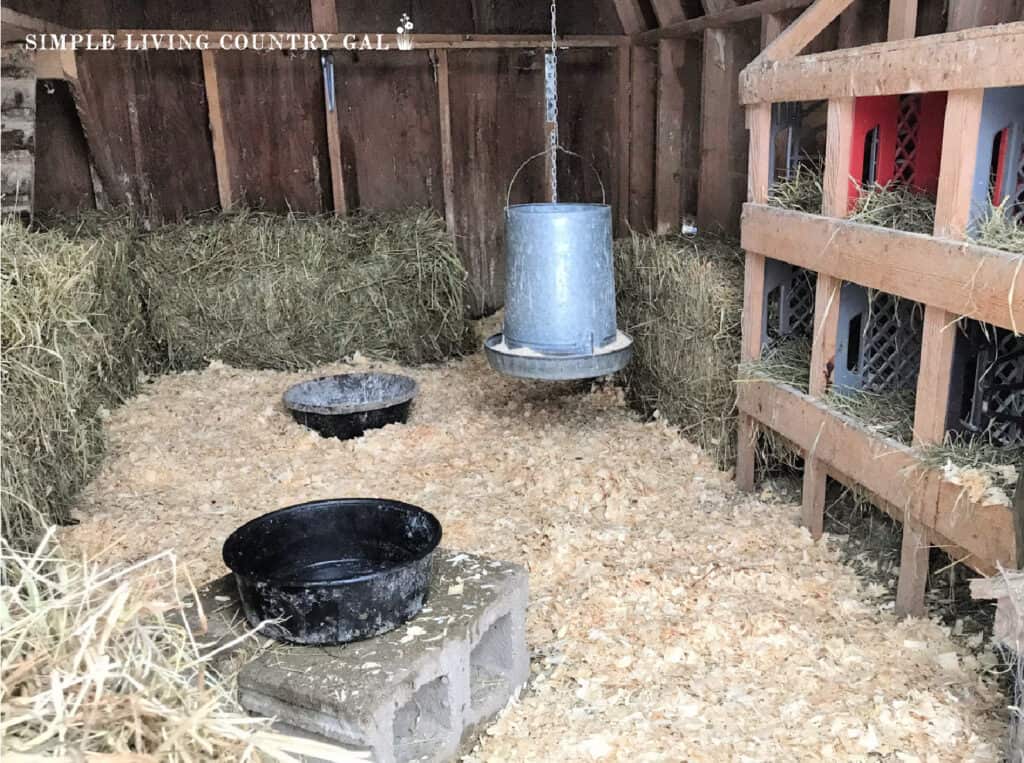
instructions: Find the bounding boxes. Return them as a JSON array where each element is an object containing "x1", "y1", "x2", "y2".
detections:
[
  {"x1": 484, "y1": 331, "x2": 633, "y2": 381},
  {"x1": 222, "y1": 498, "x2": 442, "y2": 645},
  {"x1": 283, "y1": 372, "x2": 417, "y2": 439}
]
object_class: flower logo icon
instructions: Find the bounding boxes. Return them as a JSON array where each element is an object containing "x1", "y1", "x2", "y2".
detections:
[{"x1": 396, "y1": 14, "x2": 414, "y2": 50}]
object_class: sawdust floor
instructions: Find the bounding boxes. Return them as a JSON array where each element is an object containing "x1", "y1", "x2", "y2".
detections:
[{"x1": 64, "y1": 354, "x2": 1005, "y2": 762}]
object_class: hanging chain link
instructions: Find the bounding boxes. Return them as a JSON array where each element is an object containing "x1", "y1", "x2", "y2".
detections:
[{"x1": 546, "y1": 0, "x2": 559, "y2": 202}]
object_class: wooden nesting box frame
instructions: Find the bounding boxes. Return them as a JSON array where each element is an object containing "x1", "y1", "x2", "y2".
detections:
[{"x1": 735, "y1": 0, "x2": 1024, "y2": 616}]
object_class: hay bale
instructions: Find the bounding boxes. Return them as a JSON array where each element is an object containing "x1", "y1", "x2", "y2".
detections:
[
  {"x1": 615, "y1": 232, "x2": 744, "y2": 467},
  {"x1": 136, "y1": 209, "x2": 471, "y2": 371},
  {"x1": 1, "y1": 222, "x2": 152, "y2": 547}
]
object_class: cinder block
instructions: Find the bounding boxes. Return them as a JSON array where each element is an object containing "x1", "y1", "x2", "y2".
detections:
[{"x1": 193, "y1": 551, "x2": 528, "y2": 763}]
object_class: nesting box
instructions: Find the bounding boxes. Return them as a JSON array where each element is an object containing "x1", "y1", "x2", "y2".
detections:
[
  {"x1": 833, "y1": 284, "x2": 923, "y2": 395},
  {"x1": 949, "y1": 324, "x2": 1024, "y2": 447},
  {"x1": 760, "y1": 259, "x2": 816, "y2": 350},
  {"x1": 969, "y1": 87, "x2": 1024, "y2": 230},
  {"x1": 848, "y1": 92, "x2": 947, "y2": 209}
]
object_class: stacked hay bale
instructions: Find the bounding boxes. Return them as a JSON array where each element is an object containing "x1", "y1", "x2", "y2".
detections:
[
  {"x1": 136, "y1": 209, "x2": 472, "y2": 371},
  {"x1": 615, "y1": 232, "x2": 744, "y2": 468},
  {"x1": 1, "y1": 223, "x2": 153, "y2": 544},
  {"x1": 2, "y1": 209, "x2": 470, "y2": 548}
]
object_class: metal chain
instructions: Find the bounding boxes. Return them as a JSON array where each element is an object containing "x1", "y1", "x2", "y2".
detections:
[{"x1": 546, "y1": 0, "x2": 559, "y2": 202}]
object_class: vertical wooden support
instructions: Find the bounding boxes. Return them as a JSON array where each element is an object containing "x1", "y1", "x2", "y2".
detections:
[
  {"x1": 653, "y1": 0, "x2": 685, "y2": 234},
  {"x1": 887, "y1": 0, "x2": 918, "y2": 40},
  {"x1": 311, "y1": 0, "x2": 346, "y2": 215},
  {"x1": 615, "y1": 45, "x2": 632, "y2": 234},
  {"x1": 894, "y1": 88, "x2": 985, "y2": 617},
  {"x1": 435, "y1": 50, "x2": 456, "y2": 235},
  {"x1": 737, "y1": 102, "x2": 773, "y2": 492},
  {"x1": 655, "y1": 40, "x2": 686, "y2": 233},
  {"x1": 800, "y1": 96, "x2": 854, "y2": 536},
  {"x1": 698, "y1": 27, "x2": 756, "y2": 235},
  {"x1": 201, "y1": 50, "x2": 232, "y2": 211},
  {"x1": 760, "y1": 12, "x2": 786, "y2": 49},
  {"x1": 628, "y1": 46, "x2": 657, "y2": 231}
]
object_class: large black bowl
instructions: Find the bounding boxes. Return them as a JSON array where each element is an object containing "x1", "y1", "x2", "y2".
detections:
[
  {"x1": 222, "y1": 499, "x2": 442, "y2": 645},
  {"x1": 283, "y1": 373, "x2": 417, "y2": 440}
]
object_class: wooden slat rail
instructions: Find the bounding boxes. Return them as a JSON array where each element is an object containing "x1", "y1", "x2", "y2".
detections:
[
  {"x1": 635, "y1": 0, "x2": 813, "y2": 44},
  {"x1": 737, "y1": 381, "x2": 1015, "y2": 577},
  {"x1": 741, "y1": 22, "x2": 1024, "y2": 103},
  {"x1": 71, "y1": 32, "x2": 629, "y2": 50},
  {"x1": 741, "y1": 205, "x2": 1024, "y2": 332}
]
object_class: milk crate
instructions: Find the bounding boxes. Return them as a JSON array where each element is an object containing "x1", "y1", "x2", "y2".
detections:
[
  {"x1": 950, "y1": 323, "x2": 1024, "y2": 447},
  {"x1": 761, "y1": 258, "x2": 816, "y2": 350},
  {"x1": 969, "y1": 87, "x2": 1024, "y2": 228}
]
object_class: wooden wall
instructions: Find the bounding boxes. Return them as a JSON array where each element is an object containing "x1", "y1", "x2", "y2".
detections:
[{"x1": 15, "y1": 0, "x2": 626, "y2": 316}]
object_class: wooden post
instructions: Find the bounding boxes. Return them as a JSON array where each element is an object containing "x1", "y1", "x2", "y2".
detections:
[
  {"x1": 201, "y1": 50, "x2": 232, "y2": 211},
  {"x1": 896, "y1": 88, "x2": 984, "y2": 617},
  {"x1": 736, "y1": 102, "x2": 772, "y2": 492},
  {"x1": 886, "y1": 0, "x2": 918, "y2": 40},
  {"x1": 435, "y1": 50, "x2": 456, "y2": 235},
  {"x1": 311, "y1": 0, "x2": 347, "y2": 215},
  {"x1": 800, "y1": 95, "x2": 853, "y2": 536},
  {"x1": 653, "y1": 1, "x2": 686, "y2": 234},
  {"x1": 615, "y1": 45, "x2": 632, "y2": 234},
  {"x1": 697, "y1": 26, "x2": 757, "y2": 235}
]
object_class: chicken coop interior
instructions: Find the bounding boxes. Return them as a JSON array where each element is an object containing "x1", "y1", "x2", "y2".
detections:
[{"x1": 2, "y1": 0, "x2": 1024, "y2": 760}]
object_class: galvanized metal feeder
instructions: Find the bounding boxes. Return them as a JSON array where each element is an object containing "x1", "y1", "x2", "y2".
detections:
[{"x1": 484, "y1": 1, "x2": 632, "y2": 381}]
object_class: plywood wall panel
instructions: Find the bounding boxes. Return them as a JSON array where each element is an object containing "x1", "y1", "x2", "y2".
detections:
[
  {"x1": 213, "y1": 51, "x2": 330, "y2": 213},
  {"x1": 75, "y1": 51, "x2": 218, "y2": 219},
  {"x1": 331, "y1": 51, "x2": 443, "y2": 212},
  {"x1": 449, "y1": 49, "x2": 546, "y2": 316}
]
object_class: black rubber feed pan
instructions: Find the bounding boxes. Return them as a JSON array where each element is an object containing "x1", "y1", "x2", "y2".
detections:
[
  {"x1": 283, "y1": 372, "x2": 417, "y2": 440},
  {"x1": 223, "y1": 499, "x2": 442, "y2": 645}
]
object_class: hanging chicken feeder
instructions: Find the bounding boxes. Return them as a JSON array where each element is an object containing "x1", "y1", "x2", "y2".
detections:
[{"x1": 484, "y1": 25, "x2": 632, "y2": 381}]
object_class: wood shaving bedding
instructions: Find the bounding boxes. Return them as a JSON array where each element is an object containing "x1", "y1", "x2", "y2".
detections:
[{"x1": 64, "y1": 354, "x2": 1004, "y2": 761}]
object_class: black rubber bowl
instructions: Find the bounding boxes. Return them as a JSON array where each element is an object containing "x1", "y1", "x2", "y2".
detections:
[
  {"x1": 223, "y1": 499, "x2": 442, "y2": 645},
  {"x1": 283, "y1": 372, "x2": 417, "y2": 440}
]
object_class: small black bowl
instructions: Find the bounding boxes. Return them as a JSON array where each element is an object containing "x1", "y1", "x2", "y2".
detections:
[
  {"x1": 223, "y1": 498, "x2": 442, "y2": 645},
  {"x1": 283, "y1": 372, "x2": 417, "y2": 439}
]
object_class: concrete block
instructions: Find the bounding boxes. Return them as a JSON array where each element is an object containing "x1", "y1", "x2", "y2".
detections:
[{"x1": 193, "y1": 551, "x2": 528, "y2": 763}]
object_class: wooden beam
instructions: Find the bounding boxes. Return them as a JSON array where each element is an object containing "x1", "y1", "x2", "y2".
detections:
[
  {"x1": 650, "y1": 0, "x2": 687, "y2": 24},
  {"x1": 612, "y1": 0, "x2": 647, "y2": 34},
  {"x1": 311, "y1": 0, "x2": 346, "y2": 215},
  {"x1": 615, "y1": 45, "x2": 632, "y2": 234},
  {"x1": 755, "y1": 0, "x2": 854, "y2": 61},
  {"x1": 741, "y1": 22, "x2": 1024, "y2": 104},
  {"x1": 741, "y1": 206, "x2": 1024, "y2": 332},
  {"x1": 887, "y1": 0, "x2": 918, "y2": 40},
  {"x1": 737, "y1": 102, "x2": 773, "y2": 492},
  {"x1": 201, "y1": 50, "x2": 232, "y2": 211},
  {"x1": 435, "y1": 50, "x2": 456, "y2": 234},
  {"x1": 82, "y1": 32, "x2": 629, "y2": 50},
  {"x1": 637, "y1": 0, "x2": 812, "y2": 43},
  {"x1": 628, "y1": 45, "x2": 657, "y2": 231},
  {"x1": 737, "y1": 380, "x2": 1015, "y2": 575},
  {"x1": 655, "y1": 40, "x2": 686, "y2": 233},
  {"x1": 760, "y1": 12, "x2": 787, "y2": 48},
  {"x1": 697, "y1": 26, "x2": 757, "y2": 235}
]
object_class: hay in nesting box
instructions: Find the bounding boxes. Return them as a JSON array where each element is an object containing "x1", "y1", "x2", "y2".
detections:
[
  {"x1": 737, "y1": 336, "x2": 812, "y2": 393},
  {"x1": 920, "y1": 434, "x2": 1021, "y2": 508},
  {"x1": 1, "y1": 222, "x2": 154, "y2": 548},
  {"x1": 825, "y1": 388, "x2": 916, "y2": 444},
  {"x1": 615, "y1": 232, "x2": 744, "y2": 467},
  {"x1": 135, "y1": 208, "x2": 471, "y2": 371},
  {"x1": 971, "y1": 199, "x2": 1024, "y2": 254},
  {"x1": 848, "y1": 183, "x2": 936, "y2": 234},
  {"x1": 767, "y1": 160, "x2": 824, "y2": 214},
  {"x1": 0, "y1": 529, "x2": 365, "y2": 761}
]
